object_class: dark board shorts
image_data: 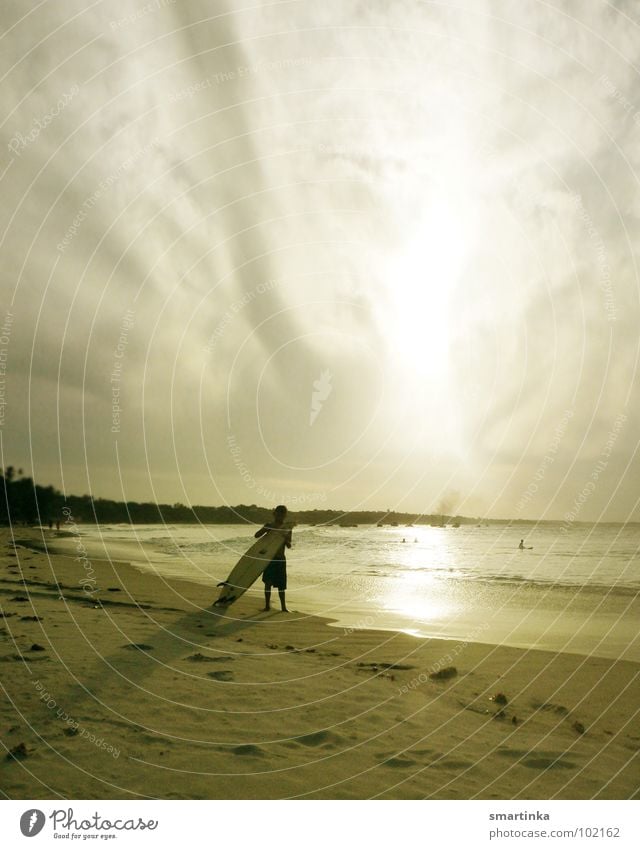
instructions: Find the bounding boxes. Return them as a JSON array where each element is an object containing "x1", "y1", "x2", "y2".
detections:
[{"x1": 262, "y1": 558, "x2": 287, "y2": 590}]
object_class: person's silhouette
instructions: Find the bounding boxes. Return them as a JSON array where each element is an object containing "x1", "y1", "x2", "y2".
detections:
[{"x1": 256, "y1": 505, "x2": 292, "y2": 612}]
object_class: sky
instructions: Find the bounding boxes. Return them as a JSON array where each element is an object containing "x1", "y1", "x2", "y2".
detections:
[{"x1": 1, "y1": 0, "x2": 639, "y2": 521}]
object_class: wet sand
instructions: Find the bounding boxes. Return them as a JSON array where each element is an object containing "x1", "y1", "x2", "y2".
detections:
[{"x1": 1, "y1": 528, "x2": 638, "y2": 799}]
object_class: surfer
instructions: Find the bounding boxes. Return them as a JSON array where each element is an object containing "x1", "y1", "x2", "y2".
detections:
[
  {"x1": 519, "y1": 539, "x2": 533, "y2": 550},
  {"x1": 256, "y1": 505, "x2": 292, "y2": 612}
]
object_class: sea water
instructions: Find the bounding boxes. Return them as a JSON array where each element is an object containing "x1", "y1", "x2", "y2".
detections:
[{"x1": 79, "y1": 522, "x2": 640, "y2": 662}]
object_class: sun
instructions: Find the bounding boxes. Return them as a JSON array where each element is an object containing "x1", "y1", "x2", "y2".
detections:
[{"x1": 384, "y1": 193, "x2": 470, "y2": 383}]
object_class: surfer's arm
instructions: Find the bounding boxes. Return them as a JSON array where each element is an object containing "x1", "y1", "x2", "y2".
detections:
[
  {"x1": 255, "y1": 525, "x2": 268, "y2": 539},
  {"x1": 285, "y1": 530, "x2": 292, "y2": 549}
]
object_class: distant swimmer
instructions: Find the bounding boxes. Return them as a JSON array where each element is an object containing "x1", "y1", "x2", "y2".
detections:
[{"x1": 519, "y1": 539, "x2": 533, "y2": 550}]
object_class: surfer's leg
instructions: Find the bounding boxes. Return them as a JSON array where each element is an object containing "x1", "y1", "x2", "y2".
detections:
[
  {"x1": 262, "y1": 585, "x2": 271, "y2": 611},
  {"x1": 278, "y1": 590, "x2": 289, "y2": 612}
]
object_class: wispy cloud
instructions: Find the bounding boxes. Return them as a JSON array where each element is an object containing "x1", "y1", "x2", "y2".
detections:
[{"x1": 1, "y1": 0, "x2": 638, "y2": 519}]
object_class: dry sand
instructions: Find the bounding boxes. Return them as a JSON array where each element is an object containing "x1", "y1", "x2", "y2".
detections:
[{"x1": 0, "y1": 527, "x2": 638, "y2": 800}]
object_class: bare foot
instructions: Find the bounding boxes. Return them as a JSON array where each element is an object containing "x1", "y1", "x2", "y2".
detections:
[
  {"x1": 261, "y1": 607, "x2": 270, "y2": 612},
  {"x1": 280, "y1": 607, "x2": 290, "y2": 613}
]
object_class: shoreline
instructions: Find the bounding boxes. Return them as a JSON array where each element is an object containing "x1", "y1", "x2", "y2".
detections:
[
  {"x1": 1, "y1": 528, "x2": 639, "y2": 799},
  {"x1": 17, "y1": 526, "x2": 639, "y2": 665}
]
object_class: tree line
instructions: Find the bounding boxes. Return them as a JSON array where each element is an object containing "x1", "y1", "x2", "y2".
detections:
[{"x1": 0, "y1": 466, "x2": 474, "y2": 527}]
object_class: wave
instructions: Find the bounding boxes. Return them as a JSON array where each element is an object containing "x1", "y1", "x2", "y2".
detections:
[{"x1": 418, "y1": 570, "x2": 640, "y2": 597}]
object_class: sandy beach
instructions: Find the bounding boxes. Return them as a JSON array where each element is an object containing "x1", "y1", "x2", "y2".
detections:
[{"x1": 0, "y1": 527, "x2": 638, "y2": 800}]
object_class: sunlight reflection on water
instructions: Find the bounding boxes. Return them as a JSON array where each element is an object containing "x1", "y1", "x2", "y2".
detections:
[{"x1": 83, "y1": 522, "x2": 640, "y2": 660}]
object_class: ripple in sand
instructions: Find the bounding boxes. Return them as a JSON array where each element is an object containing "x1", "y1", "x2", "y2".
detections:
[
  {"x1": 523, "y1": 757, "x2": 576, "y2": 770},
  {"x1": 532, "y1": 701, "x2": 569, "y2": 716}
]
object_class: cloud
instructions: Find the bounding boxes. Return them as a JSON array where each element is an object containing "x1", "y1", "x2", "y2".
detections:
[{"x1": 1, "y1": 0, "x2": 639, "y2": 519}]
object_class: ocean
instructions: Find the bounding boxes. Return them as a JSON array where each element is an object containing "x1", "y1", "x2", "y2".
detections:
[{"x1": 77, "y1": 521, "x2": 640, "y2": 662}]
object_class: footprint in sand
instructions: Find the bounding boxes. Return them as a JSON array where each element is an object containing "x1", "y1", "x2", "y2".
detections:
[
  {"x1": 207, "y1": 670, "x2": 234, "y2": 681},
  {"x1": 6, "y1": 742, "x2": 28, "y2": 761},
  {"x1": 123, "y1": 643, "x2": 154, "y2": 651},
  {"x1": 295, "y1": 730, "x2": 340, "y2": 749},
  {"x1": 497, "y1": 747, "x2": 577, "y2": 770},
  {"x1": 532, "y1": 701, "x2": 569, "y2": 716},
  {"x1": 186, "y1": 653, "x2": 234, "y2": 663},
  {"x1": 232, "y1": 744, "x2": 264, "y2": 757},
  {"x1": 383, "y1": 757, "x2": 416, "y2": 768}
]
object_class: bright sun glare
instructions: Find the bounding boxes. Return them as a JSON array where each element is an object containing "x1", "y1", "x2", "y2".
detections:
[
  {"x1": 375, "y1": 177, "x2": 477, "y2": 454},
  {"x1": 386, "y1": 194, "x2": 470, "y2": 381}
]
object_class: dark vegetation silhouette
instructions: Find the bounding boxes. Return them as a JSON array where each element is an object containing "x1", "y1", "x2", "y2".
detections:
[{"x1": 0, "y1": 466, "x2": 475, "y2": 527}]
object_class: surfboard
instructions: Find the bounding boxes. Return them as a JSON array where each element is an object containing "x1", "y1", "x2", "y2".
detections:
[{"x1": 213, "y1": 523, "x2": 292, "y2": 607}]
